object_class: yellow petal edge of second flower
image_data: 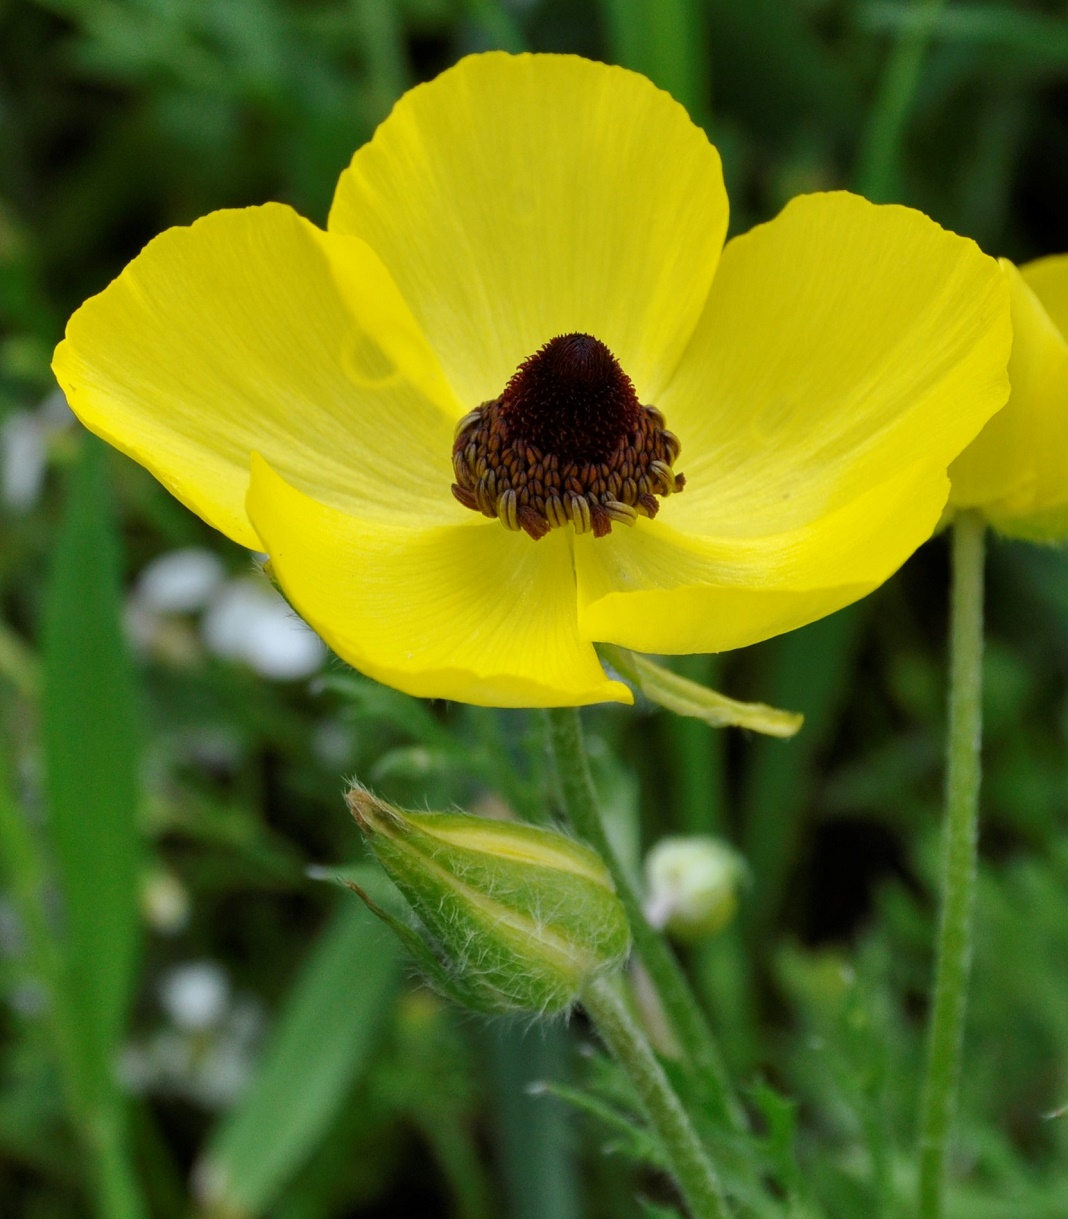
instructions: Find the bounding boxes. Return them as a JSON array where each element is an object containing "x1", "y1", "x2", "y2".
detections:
[{"x1": 949, "y1": 255, "x2": 1068, "y2": 541}]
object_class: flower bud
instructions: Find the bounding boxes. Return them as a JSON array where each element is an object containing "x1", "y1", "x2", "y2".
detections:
[
  {"x1": 346, "y1": 785, "x2": 631, "y2": 1015},
  {"x1": 643, "y1": 836, "x2": 745, "y2": 941}
]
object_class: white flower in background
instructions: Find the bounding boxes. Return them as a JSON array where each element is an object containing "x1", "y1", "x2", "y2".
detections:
[
  {"x1": 135, "y1": 547, "x2": 226, "y2": 614},
  {"x1": 120, "y1": 960, "x2": 263, "y2": 1109},
  {"x1": 125, "y1": 548, "x2": 325, "y2": 680},
  {"x1": 0, "y1": 390, "x2": 75, "y2": 512},
  {"x1": 201, "y1": 575, "x2": 325, "y2": 680},
  {"x1": 160, "y1": 961, "x2": 229, "y2": 1032}
]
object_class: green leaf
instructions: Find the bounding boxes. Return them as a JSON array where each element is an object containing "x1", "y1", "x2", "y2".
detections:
[
  {"x1": 197, "y1": 899, "x2": 400, "y2": 1216},
  {"x1": 487, "y1": 1020, "x2": 582, "y2": 1219},
  {"x1": 315, "y1": 672, "x2": 449, "y2": 745},
  {"x1": 601, "y1": 646, "x2": 803, "y2": 738},
  {"x1": 43, "y1": 437, "x2": 142, "y2": 1104},
  {"x1": 537, "y1": 1080, "x2": 668, "y2": 1170},
  {"x1": 860, "y1": 3, "x2": 1068, "y2": 67},
  {"x1": 597, "y1": 0, "x2": 710, "y2": 121},
  {"x1": 639, "y1": 1202, "x2": 684, "y2": 1219}
]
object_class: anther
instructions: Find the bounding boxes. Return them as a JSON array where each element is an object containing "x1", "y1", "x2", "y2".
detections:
[
  {"x1": 569, "y1": 494, "x2": 592, "y2": 534},
  {"x1": 450, "y1": 332, "x2": 685, "y2": 540},
  {"x1": 604, "y1": 500, "x2": 638, "y2": 526},
  {"x1": 650, "y1": 460, "x2": 677, "y2": 496},
  {"x1": 497, "y1": 488, "x2": 520, "y2": 531}
]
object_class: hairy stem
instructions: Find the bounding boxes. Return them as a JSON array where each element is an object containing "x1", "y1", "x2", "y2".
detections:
[
  {"x1": 544, "y1": 708, "x2": 744, "y2": 1131},
  {"x1": 583, "y1": 976, "x2": 732, "y2": 1219},
  {"x1": 918, "y1": 511, "x2": 986, "y2": 1219}
]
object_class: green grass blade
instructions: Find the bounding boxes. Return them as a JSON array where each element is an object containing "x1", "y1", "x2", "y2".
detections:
[
  {"x1": 42, "y1": 435, "x2": 145, "y2": 1216},
  {"x1": 861, "y1": 3, "x2": 1068, "y2": 67},
  {"x1": 488, "y1": 1019, "x2": 583, "y2": 1219},
  {"x1": 856, "y1": 0, "x2": 948, "y2": 203},
  {"x1": 43, "y1": 437, "x2": 141, "y2": 1092},
  {"x1": 198, "y1": 899, "x2": 400, "y2": 1216},
  {"x1": 597, "y1": 0, "x2": 710, "y2": 121}
]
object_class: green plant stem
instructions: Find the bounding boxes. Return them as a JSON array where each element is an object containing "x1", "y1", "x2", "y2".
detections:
[
  {"x1": 583, "y1": 976, "x2": 731, "y2": 1219},
  {"x1": 918, "y1": 511, "x2": 986, "y2": 1219},
  {"x1": 857, "y1": 0, "x2": 947, "y2": 202},
  {"x1": 544, "y1": 708, "x2": 744, "y2": 1132}
]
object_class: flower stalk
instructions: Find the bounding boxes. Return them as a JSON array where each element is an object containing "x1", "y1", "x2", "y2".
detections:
[
  {"x1": 582, "y1": 976, "x2": 732, "y2": 1219},
  {"x1": 544, "y1": 707, "x2": 745, "y2": 1132},
  {"x1": 917, "y1": 510, "x2": 986, "y2": 1219}
]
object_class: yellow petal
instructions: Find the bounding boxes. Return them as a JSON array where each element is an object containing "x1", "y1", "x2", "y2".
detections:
[
  {"x1": 949, "y1": 257, "x2": 1068, "y2": 541},
  {"x1": 246, "y1": 454, "x2": 630, "y2": 707},
  {"x1": 655, "y1": 192, "x2": 1011, "y2": 541},
  {"x1": 1024, "y1": 253, "x2": 1068, "y2": 333},
  {"x1": 577, "y1": 460, "x2": 949, "y2": 653},
  {"x1": 573, "y1": 191, "x2": 1010, "y2": 654},
  {"x1": 329, "y1": 52, "x2": 728, "y2": 410},
  {"x1": 54, "y1": 204, "x2": 463, "y2": 549}
]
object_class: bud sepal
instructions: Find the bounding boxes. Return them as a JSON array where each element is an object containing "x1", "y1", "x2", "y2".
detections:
[{"x1": 346, "y1": 785, "x2": 631, "y2": 1015}]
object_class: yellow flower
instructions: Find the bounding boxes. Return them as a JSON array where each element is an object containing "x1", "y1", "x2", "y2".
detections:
[
  {"x1": 949, "y1": 255, "x2": 1068, "y2": 541},
  {"x1": 53, "y1": 53, "x2": 1011, "y2": 708}
]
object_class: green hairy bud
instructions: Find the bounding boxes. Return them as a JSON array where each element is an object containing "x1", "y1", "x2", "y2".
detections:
[{"x1": 346, "y1": 785, "x2": 632, "y2": 1015}]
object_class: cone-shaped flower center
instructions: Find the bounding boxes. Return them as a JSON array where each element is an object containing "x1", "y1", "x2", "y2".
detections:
[
  {"x1": 451, "y1": 333, "x2": 685, "y2": 540},
  {"x1": 501, "y1": 333, "x2": 642, "y2": 463}
]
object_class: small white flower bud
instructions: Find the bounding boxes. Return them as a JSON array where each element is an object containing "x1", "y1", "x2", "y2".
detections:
[{"x1": 643, "y1": 836, "x2": 745, "y2": 941}]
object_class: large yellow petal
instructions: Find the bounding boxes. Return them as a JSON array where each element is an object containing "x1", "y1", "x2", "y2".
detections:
[
  {"x1": 949, "y1": 256, "x2": 1068, "y2": 541},
  {"x1": 575, "y1": 192, "x2": 1012, "y2": 654},
  {"x1": 54, "y1": 204, "x2": 464, "y2": 550},
  {"x1": 652, "y1": 192, "x2": 1010, "y2": 541},
  {"x1": 329, "y1": 52, "x2": 728, "y2": 411},
  {"x1": 246, "y1": 454, "x2": 630, "y2": 707},
  {"x1": 577, "y1": 461, "x2": 947, "y2": 653}
]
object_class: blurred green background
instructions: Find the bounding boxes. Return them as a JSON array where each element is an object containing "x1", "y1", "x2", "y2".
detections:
[{"x1": 1, "y1": 1, "x2": 1067, "y2": 1216}]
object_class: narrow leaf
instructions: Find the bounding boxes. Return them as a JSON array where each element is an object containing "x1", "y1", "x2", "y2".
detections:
[
  {"x1": 198, "y1": 900, "x2": 399, "y2": 1216},
  {"x1": 43, "y1": 436, "x2": 142, "y2": 1099},
  {"x1": 601, "y1": 646, "x2": 803, "y2": 738},
  {"x1": 487, "y1": 1020, "x2": 582, "y2": 1219}
]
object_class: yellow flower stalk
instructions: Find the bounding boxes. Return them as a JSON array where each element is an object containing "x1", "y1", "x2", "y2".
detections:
[
  {"x1": 54, "y1": 52, "x2": 1011, "y2": 708},
  {"x1": 949, "y1": 254, "x2": 1068, "y2": 541}
]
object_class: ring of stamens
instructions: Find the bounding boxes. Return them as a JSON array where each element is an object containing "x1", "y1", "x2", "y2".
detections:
[{"x1": 450, "y1": 333, "x2": 685, "y2": 540}]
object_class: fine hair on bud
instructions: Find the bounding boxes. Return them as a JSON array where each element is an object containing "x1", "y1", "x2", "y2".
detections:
[{"x1": 346, "y1": 784, "x2": 631, "y2": 1016}]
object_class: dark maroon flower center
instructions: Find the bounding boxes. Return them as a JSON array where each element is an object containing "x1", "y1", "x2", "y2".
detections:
[
  {"x1": 498, "y1": 333, "x2": 643, "y2": 465},
  {"x1": 451, "y1": 332, "x2": 684, "y2": 540}
]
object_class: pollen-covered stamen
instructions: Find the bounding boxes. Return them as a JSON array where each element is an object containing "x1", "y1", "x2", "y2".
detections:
[{"x1": 451, "y1": 333, "x2": 685, "y2": 540}]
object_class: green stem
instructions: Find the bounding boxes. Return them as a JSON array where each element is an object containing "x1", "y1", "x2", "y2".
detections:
[
  {"x1": 918, "y1": 511, "x2": 986, "y2": 1219},
  {"x1": 856, "y1": 0, "x2": 947, "y2": 202},
  {"x1": 583, "y1": 977, "x2": 731, "y2": 1219},
  {"x1": 544, "y1": 708, "x2": 744, "y2": 1132}
]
